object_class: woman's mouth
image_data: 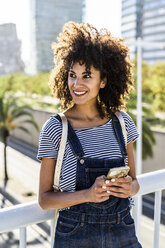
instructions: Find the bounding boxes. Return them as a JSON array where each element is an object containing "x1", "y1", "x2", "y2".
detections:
[{"x1": 73, "y1": 90, "x2": 87, "y2": 96}]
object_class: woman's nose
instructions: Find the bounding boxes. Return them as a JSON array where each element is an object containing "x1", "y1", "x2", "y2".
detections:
[{"x1": 74, "y1": 77, "x2": 81, "y2": 87}]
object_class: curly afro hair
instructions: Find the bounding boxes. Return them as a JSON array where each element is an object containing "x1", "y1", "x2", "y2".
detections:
[{"x1": 49, "y1": 21, "x2": 134, "y2": 118}]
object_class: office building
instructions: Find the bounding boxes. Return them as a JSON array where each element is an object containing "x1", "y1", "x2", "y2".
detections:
[
  {"x1": 29, "y1": 0, "x2": 85, "y2": 74},
  {"x1": 0, "y1": 23, "x2": 24, "y2": 75},
  {"x1": 121, "y1": 0, "x2": 165, "y2": 64}
]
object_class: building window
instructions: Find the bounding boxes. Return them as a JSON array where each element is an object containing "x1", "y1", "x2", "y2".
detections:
[
  {"x1": 122, "y1": 5, "x2": 137, "y2": 16},
  {"x1": 143, "y1": 16, "x2": 165, "y2": 26},
  {"x1": 143, "y1": 24, "x2": 165, "y2": 35}
]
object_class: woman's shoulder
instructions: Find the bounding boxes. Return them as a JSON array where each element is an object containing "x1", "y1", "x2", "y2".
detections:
[
  {"x1": 119, "y1": 110, "x2": 139, "y2": 143},
  {"x1": 119, "y1": 110, "x2": 134, "y2": 123},
  {"x1": 118, "y1": 110, "x2": 137, "y2": 131},
  {"x1": 37, "y1": 115, "x2": 62, "y2": 159},
  {"x1": 41, "y1": 114, "x2": 62, "y2": 134}
]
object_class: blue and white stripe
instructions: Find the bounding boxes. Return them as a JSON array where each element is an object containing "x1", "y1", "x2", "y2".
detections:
[{"x1": 37, "y1": 111, "x2": 139, "y2": 192}]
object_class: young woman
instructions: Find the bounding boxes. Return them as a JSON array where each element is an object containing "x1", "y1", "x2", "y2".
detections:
[{"x1": 38, "y1": 22, "x2": 142, "y2": 247}]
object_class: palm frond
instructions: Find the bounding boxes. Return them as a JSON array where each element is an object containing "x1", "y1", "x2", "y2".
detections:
[
  {"x1": 11, "y1": 110, "x2": 33, "y2": 120},
  {"x1": 128, "y1": 111, "x2": 156, "y2": 160},
  {"x1": 142, "y1": 132, "x2": 154, "y2": 160},
  {"x1": 142, "y1": 106, "x2": 155, "y2": 118},
  {"x1": 142, "y1": 120, "x2": 156, "y2": 144},
  {"x1": 3, "y1": 98, "x2": 18, "y2": 115},
  {"x1": 0, "y1": 96, "x2": 4, "y2": 121},
  {"x1": 10, "y1": 105, "x2": 33, "y2": 117},
  {"x1": 15, "y1": 126, "x2": 32, "y2": 136},
  {"x1": 19, "y1": 119, "x2": 39, "y2": 132}
]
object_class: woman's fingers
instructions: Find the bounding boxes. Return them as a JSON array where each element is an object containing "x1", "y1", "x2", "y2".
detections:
[
  {"x1": 107, "y1": 190, "x2": 130, "y2": 198},
  {"x1": 104, "y1": 176, "x2": 132, "y2": 187},
  {"x1": 89, "y1": 175, "x2": 133, "y2": 202},
  {"x1": 88, "y1": 175, "x2": 110, "y2": 203},
  {"x1": 101, "y1": 175, "x2": 133, "y2": 198},
  {"x1": 94, "y1": 175, "x2": 108, "y2": 192}
]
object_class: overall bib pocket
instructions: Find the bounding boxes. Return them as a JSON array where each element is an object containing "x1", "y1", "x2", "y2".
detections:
[
  {"x1": 85, "y1": 167, "x2": 110, "y2": 187},
  {"x1": 85, "y1": 160, "x2": 125, "y2": 188},
  {"x1": 85, "y1": 167, "x2": 118, "y2": 208}
]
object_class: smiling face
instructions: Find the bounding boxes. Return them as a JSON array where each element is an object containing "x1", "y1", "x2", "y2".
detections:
[{"x1": 68, "y1": 62, "x2": 106, "y2": 106}]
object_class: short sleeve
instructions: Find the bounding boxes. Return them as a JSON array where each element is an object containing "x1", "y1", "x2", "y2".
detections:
[
  {"x1": 121, "y1": 111, "x2": 139, "y2": 144},
  {"x1": 37, "y1": 117, "x2": 62, "y2": 161}
]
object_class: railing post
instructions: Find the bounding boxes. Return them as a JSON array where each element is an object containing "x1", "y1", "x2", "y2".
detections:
[
  {"x1": 19, "y1": 227, "x2": 26, "y2": 248},
  {"x1": 50, "y1": 218, "x2": 55, "y2": 248},
  {"x1": 132, "y1": 196, "x2": 142, "y2": 238},
  {"x1": 135, "y1": 36, "x2": 143, "y2": 240},
  {"x1": 153, "y1": 190, "x2": 162, "y2": 248},
  {"x1": 136, "y1": 37, "x2": 142, "y2": 176}
]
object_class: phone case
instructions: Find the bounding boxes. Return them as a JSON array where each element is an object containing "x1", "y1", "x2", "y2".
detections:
[{"x1": 106, "y1": 166, "x2": 130, "y2": 179}]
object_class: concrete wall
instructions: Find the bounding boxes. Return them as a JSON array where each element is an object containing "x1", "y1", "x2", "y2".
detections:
[
  {"x1": 11, "y1": 109, "x2": 54, "y2": 147},
  {"x1": 142, "y1": 131, "x2": 165, "y2": 173},
  {"x1": 11, "y1": 109, "x2": 165, "y2": 173}
]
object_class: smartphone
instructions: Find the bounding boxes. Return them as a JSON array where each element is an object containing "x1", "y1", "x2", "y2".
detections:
[{"x1": 106, "y1": 166, "x2": 130, "y2": 179}]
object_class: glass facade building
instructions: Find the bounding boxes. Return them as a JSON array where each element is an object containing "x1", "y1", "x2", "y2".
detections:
[
  {"x1": 121, "y1": 0, "x2": 165, "y2": 64},
  {"x1": 29, "y1": 0, "x2": 84, "y2": 74}
]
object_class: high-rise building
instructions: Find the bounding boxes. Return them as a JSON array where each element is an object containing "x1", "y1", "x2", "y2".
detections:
[
  {"x1": 0, "y1": 23, "x2": 24, "y2": 75},
  {"x1": 29, "y1": 0, "x2": 85, "y2": 74},
  {"x1": 121, "y1": 0, "x2": 165, "y2": 64}
]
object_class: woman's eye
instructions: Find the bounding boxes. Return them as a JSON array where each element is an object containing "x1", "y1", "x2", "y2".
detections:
[
  {"x1": 84, "y1": 74, "x2": 91, "y2": 79},
  {"x1": 69, "y1": 73, "x2": 76, "y2": 78}
]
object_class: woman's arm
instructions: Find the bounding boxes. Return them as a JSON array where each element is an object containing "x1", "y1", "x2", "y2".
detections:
[
  {"x1": 39, "y1": 157, "x2": 88, "y2": 209},
  {"x1": 38, "y1": 157, "x2": 109, "y2": 210},
  {"x1": 127, "y1": 140, "x2": 140, "y2": 196}
]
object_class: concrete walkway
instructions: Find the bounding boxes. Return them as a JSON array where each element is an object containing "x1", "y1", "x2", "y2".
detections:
[{"x1": 0, "y1": 142, "x2": 165, "y2": 247}]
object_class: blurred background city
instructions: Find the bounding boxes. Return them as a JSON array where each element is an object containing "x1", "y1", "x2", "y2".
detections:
[{"x1": 0, "y1": 0, "x2": 165, "y2": 247}]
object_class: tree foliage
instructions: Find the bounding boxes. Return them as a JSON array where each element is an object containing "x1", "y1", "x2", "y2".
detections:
[
  {"x1": 131, "y1": 59, "x2": 165, "y2": 111},
  {"x1": 145, "y1": 63, "x2": 165, "y2": 111},
  {"x1": 0, "y1": 72, "x2": 51, "y2": 96}
]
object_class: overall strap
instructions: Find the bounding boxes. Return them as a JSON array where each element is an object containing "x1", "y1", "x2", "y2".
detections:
[
  {"x1": 115, "y1": 111, "x2": 127, "y2": 145},
  {"x1": 53, "y1": 113, "x2": 68, "y2": 192},
  {"x1": 51, "y1": 113, "x2": 68, "y2": 243},
  {"x1": 54, "y1": 114, "x2": 85, "y2": 159},
  {"x1": 112, "y1": 112, "x2": 127, "y2": 162}
]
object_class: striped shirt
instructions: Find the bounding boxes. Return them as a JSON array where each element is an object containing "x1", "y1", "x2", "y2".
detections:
[{"x1": 37, "y1": 111, "x2": 139, "y2": 192}]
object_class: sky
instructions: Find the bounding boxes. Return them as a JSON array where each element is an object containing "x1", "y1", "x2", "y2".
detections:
[
  {"x1": 85, "y1": 0, "x2": 121, "y2": 36},
  {"x1": 0, "y1": 0, "x2": 121, "y2": 63}
]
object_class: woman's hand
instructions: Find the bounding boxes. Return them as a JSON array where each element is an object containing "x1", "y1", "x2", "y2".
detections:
[
  {"x1": 87, "y1": 175, "x2": 110, "y2": 203},
  {"x1": 102, "y1": 175, "x2": 133, "y2": 198}
]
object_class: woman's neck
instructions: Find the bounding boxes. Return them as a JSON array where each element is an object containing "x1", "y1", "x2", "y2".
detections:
[
  {"x1": 70, "y1": 104, "x2": 101, "y2": 121},
  {"x1": 64, "y1": 104, "x2": 109, "y2": 129}
]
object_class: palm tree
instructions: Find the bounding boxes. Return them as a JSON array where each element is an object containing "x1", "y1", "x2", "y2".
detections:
[{"x1": 0, "y1": 92, "x2": 39, "y2": 181}]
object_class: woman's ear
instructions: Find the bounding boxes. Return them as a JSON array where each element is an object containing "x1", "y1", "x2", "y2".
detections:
[{"x1": 100, "y1": 77, "x2": 107, "y2": 88}]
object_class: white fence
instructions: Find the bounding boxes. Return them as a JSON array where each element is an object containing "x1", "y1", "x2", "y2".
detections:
[{"x1": 0, "y1": 169, "x2": 165, "y2": 248}]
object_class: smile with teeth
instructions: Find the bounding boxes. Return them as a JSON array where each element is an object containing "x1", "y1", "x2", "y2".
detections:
[{"x1": 73, "y1": 90, "x2": 87, "y2": 96}]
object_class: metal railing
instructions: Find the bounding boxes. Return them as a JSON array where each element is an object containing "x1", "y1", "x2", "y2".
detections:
[{"x1": 0, "y1": 169, "x2": 165, "y2": 248}]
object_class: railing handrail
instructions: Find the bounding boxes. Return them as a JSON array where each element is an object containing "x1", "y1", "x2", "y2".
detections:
[
  {"x1": 136, "y1": 169, "x2": 165, "y2": 196},
  {"x1": 0, "y1": 169, "x2": 165, "y2": 233},
  {"x1": 0, "y1": 201, "x2": 55, "y2": 233}
]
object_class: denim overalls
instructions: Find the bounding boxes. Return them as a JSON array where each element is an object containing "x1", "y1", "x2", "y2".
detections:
[{"x1": 54, "y1": 114, "x2": 142, "y2": 248}]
